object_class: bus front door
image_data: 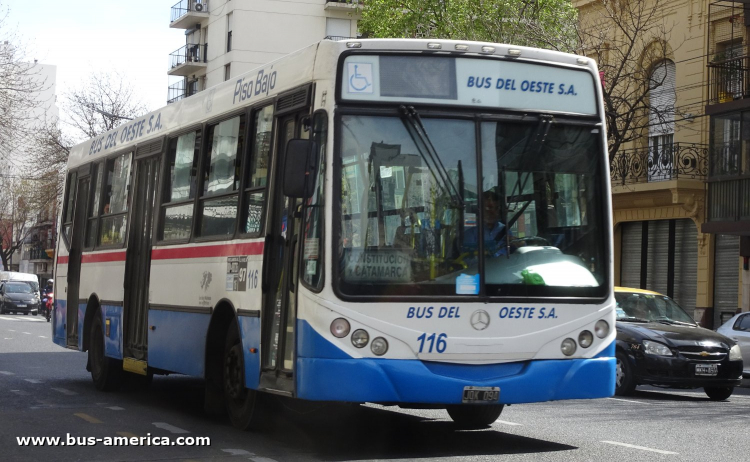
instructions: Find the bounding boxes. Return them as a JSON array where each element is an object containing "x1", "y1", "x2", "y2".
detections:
[
  {"x1": 122, "y1": 153, "x2": 160, "y2": 368},
  {"x1": 67, "y1": 168, "x2": 90, "y2": 348},
  {"x1": 260, "y1": 113, "x2": 307, "y2": 394}
]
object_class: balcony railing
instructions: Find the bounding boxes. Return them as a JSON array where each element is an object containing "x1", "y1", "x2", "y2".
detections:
[
  {"x1": 169, "y1": 43, "x2": 207, "y2": 74},
  {"x1": 170, "y1": 0, "x2": 209, "y2": 23},
  {"x1": 707, "y1": 54, "x2": 750, "y2": 105},
  {"x1": 29, "y1": 247, "x2": 52, "y2": 261},
  {"x1": 610, "y1": 143, "x2": 708, "y2": 186},
  {"x1": 167, "y1": 80, "x2": 186, "y2": 104},
  {"x1": 708, "y1": 177, "x2": 750, "y2": 222}
]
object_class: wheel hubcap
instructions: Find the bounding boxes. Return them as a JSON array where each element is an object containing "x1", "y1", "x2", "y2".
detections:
[
  {"x1": 224, "y1": 345, "x2": 243, "y2": 399},
  {"x1": 616, "y1": 358, "x2": 624, "y2": 388}
]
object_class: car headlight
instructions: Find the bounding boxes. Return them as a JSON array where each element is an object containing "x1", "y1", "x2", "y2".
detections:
[
  {"x1": 643, "y1": 340, "x2": 673, "y2": 356},
  {"x1": 729, "y1": 344, "x2": 742, "y2": 361}
]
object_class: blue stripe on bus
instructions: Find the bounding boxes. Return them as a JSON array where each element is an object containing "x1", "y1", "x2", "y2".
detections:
[
  {"x1": 295, "y1": 320, "x2": 615, "y2": 403},
  {"x1": 101, "y1": 305, "x2": 123, "y2": 360},
  {"x1": 239, "y1": 316, "x2": 261, "y2": 389},
  {"x1": 77, "y1": 302, "x2": 86, "y2": 351},
  {"x1": 147, "y1": 310, "x2": 210, "y2": 377},
  {"x1": 53, "y1": 299, "x2": 66, "y2": 347}
]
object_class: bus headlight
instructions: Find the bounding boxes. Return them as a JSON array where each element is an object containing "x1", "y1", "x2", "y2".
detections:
[
  {"x1": 371, "y1": 337, "x2": 388, "y2": 356},
  {"x1": 330, "y1": 318, "x2": 351, "y2": 338},
  {"x1": 561, "y1": 338, "x2": 577, "y2": 356},
  {"x1": 594, "y1": 320, "x2": 609, "y2": 338},
  {"x1": 578, "y1": 330, "x2": 594, "y2": 348},
  {"x1": 351, "y1": 329, "x2": 369, "y2": 348}
]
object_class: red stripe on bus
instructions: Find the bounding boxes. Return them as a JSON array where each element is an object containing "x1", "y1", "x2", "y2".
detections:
[
  {"x1": 57, "y1": 256, "x2": 69, "y2": 264},
  {"x1": 82, "y1": 251, "x2": 127, "y2": 263},
  {"x1": 151, "y1": 242, "x2": 264, "y2": 260}
]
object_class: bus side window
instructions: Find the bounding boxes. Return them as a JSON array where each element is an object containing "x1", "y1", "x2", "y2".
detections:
[
  {"x1": 61, "y1": 171, "x2": 78, "y2": 248},
  {"x1": 161, "y1": 130, "x2": 201, "y2": 241},
  {"x1": 85, "y1": 162, "x2": 103, "y2": 248},
  {"x1": 99, "y1": 151, "x2": 132, "y2": 246},
  {"x1": 198, "y1": 114, "x2": 245, "y2": 237},
  {"x1": 242, "y1": 105, "x2": 274, "y2": 235}
]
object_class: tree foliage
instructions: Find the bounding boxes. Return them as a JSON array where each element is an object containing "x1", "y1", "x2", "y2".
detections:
[{"x1": 359, "y1": 0, "x2": 579, "y2": 52}]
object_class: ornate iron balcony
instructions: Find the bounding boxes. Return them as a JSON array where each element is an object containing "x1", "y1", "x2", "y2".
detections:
[{"x1": 610, "y1": 143, "x2": 708, "y2": 185}]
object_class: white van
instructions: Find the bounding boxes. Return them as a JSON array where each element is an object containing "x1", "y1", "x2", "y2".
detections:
[{"x1": 0, "y1": 272, "x2": 41, "y2": 299}]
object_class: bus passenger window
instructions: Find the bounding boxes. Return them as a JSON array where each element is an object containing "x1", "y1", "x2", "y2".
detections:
[
  {"x1": 85, "y1": 163, "x2": 103, "y2": 248},
  {"x1": 161, "y1": 130, "x2": 201, "y2": 241},
  {"x1": 199, "y1": 115, "x2": 245, "y2": 237},
  {"x1": 242, "y1": 105, "x2": 273, "y2": 235},
  {"x1": 99, "y1": 151, "x2": 132, "y2": 246}
]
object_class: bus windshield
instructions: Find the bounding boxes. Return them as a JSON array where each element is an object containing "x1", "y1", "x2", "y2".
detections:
[{"x1": 336, "y1": 114, "x2": 607, "y2": 298}]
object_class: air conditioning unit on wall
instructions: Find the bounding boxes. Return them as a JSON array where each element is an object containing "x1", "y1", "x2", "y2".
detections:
[{"x1": 194, "y1": 2, "x2": 203, "y2": 12}]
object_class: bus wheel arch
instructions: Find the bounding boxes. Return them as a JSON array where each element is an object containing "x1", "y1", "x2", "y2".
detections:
[
  {"x1": 86, "y1": 297, "x2": 123, "y2": 391},
  {"x1": 204, "y1": 301, "x2": 236, "y2": 413},
  {"x1": 82, "y1": 294, "x2": 103, "y2": 353}
]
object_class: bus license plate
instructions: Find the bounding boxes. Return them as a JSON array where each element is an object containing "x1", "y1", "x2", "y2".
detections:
[
  {"x1": 462, "y1": 386, "x2": 500, "y2": 403},
  {"x1": 695, "y1": 364, "x2": 718, "y2": 376}
]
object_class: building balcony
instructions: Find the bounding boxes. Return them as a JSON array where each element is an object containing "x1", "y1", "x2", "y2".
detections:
[
  {"x1": 168, "y1": 44, "x2": 207, "y2": 76},
  {"x1": 325, "y1": 0, "x2": 361, "y2": 13},
  {"x1": 29, "y1": 247, "x2": 52, "y2": 262},
  {"x1": 610, "y1": 143, "x2": 709, "y2": 186},
  {"x1": 167, "y1": 80, "x2": 186, "y2": 104},
  {"x1": 170, "y1": 0, "x2": 209, "y2": 29},
  {"x1": 703, "y1": 141, "x2": 750, "y2": 234},
  {"x1": 707, "y1": 53, "x2": 750, "y2": 107}
]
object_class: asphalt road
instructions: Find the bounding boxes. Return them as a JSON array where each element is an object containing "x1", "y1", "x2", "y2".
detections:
[{"x1": 1, "y1": 313, "x2": 749, "y2": 461}]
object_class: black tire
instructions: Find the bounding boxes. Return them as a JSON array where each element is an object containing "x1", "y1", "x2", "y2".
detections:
[
  {"x1": 446, "y1": 404, "x2": 504, "y2": 428},
  {"x1": 224, "y1": 318, "x2": 267, "y2": 430},
  {"x1": 88, "y1": 310, "x2": 123, "y2": 391},
  {"x1": 704, "y1": 386, "x2": 733, "y2": 401},
  {"x1": 615, "y1": 351, "x2": 637, "y2": 396}
]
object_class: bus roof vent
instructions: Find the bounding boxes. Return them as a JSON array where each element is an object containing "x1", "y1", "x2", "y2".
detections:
[
  {"x1": 275, "y1": 86, "x2": 311, "y2": 116},
  {"x1": 135, "y1": 137, "x2": 164, "y2": 159}
]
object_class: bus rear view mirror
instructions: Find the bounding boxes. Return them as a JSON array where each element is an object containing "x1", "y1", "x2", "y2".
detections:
[{"x1": 283, "y1": 139, "x2": 318, "y2": 199}]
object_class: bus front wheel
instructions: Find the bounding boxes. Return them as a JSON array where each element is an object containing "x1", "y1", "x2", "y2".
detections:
[
  {"x1": 88, "y1": 310, "x2": 123, "y2": 391},
  {"x1": 446, "y1": 404, "x2": 504, "y2": 428},
  {"x1": 223, "y1": 318, "x2": 267, "y2": 431}
]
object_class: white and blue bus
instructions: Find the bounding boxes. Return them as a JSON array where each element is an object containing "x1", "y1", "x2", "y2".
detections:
[{"x1": 53, "y1": 38, "x2": 615, "y2": 429}]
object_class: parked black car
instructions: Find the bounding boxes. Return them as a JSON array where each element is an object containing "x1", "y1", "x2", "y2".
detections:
[
  {"x1": 615, "y1": 287, "x2": 743, "y2": 400},
  {"x1": 0, "y1": 281, "x2": 41, "y2": 316}
]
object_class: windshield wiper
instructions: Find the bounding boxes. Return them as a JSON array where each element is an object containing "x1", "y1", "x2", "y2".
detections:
[
  {"x1": 617, "y1": 316, "x2": 650, "y2": 323},
  {"x1": 398, "y1": 105, "x2": 464, "y2": 208}
]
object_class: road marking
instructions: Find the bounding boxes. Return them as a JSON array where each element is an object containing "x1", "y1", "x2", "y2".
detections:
[
  {"x1": 22, "y1": 332, "x2": 31, "y2": 335},
  {"x1": 24, "y1": 379, "x2": 42, "y2": 384},
  {"x1": 222, "y1": 449, "x2": 255, "y2": 456},
  {"x1": 74, "y1": 413, "x2": 103, "y2": 424},
  {"x1": 107, "y1": 406, "x2": 125, "y2": 411},
  {"x1": 11, "y1": 390, "x2": 29, "y2": 396},
  {"x1": 116, "y1": 432, "x2": 138, "y2": 438},
  {"x1": 606, "y1": 397, "x2": 643, "y2": 404},
  {"x1": 251, "y1": 458, "x2": 279, "y2": 462},
  {"x1": 38, "y1": 335, "x2": 47, "y2": 338},
  {"x1": 0, "y1": 371, "x2": 15, "y2": 375},
  {"x1": 602, "y1": 441, "x2": 678, "y2": 455},
  {"x1": 52, "y1": 388, "x2": 78, "y2": 396},
  {"x1": 152, "y1": 422, "x2": 189, "y2": 434},
  {"x1": 0, "y1": 317, "x2": 18, "y2": 321},
  {"x1": 495, "y1": 420, "x2": 523, "y2": 426},
  {"x1": 8, "y1": 329, "x2": 16, "y2": 331}
]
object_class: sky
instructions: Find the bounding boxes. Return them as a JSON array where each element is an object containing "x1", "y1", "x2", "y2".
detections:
[{"x1": 4, "y1": 0, "x2": 186, "y2": 120}]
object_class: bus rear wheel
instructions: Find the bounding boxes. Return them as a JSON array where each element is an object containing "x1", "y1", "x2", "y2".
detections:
[
  {"x1": 446, "y1": 404, "x2": 504, "y2": 428},
  {"x1": 88, "y1": 310, "x2": 123, "y2": 391},
  {"x1": 223, "y1": 318, "x2": 267, "y2": 431}
]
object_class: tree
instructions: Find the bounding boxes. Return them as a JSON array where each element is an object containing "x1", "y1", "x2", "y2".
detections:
[
  {"x1": 359, "y1": 0, "x2": 579, "y2": 52},
  {"x1": 0, "y1": 178, "x2": 34, "y2": 271},
  {"x1": 576, "y1": 1, "x2": 676, "y2": 161}
]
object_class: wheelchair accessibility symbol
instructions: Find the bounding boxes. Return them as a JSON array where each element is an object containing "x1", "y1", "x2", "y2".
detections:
[{"x1": 347, "y1": 63, "x2": 373, "y2": 94}]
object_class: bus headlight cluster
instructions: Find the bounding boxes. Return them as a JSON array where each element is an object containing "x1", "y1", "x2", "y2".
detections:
[
  {"x1": 329, "y1": 319, "x2": 389, "y2": 356},
  {"x1": 560, "y1": 319, "x2": 610, "y2": 356}
]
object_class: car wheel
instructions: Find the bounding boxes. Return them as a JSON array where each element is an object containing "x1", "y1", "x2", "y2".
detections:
[
  {"x1": 704, "y1": 386, "x2": 733, "y2": 401},
  {"x1": 446, "y1": 405, "x2": 504, "y2": 428},
  {"x1": 615, "y1": 351, "x2": 637, "y2": 396}
]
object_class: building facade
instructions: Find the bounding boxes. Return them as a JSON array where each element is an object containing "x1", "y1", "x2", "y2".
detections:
[
  {"x1": 166, "y1": 0, "x2": 360, "y2": 104},
  {"x1": 575, "y1": 0, "x2": 745, "y2": 327}
]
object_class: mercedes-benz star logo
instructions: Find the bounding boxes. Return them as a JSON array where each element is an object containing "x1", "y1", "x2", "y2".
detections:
[{"x1": 470, "y1": 310, "x2": 490, "y2": 331}]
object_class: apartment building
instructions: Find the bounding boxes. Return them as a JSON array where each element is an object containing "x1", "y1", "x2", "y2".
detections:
[
  {"x1": 575, "y1": 0, "x2": 745, "y2": 327},
  {"x1": 166, "y1": 0, "x2": 360, "y2": 104}
]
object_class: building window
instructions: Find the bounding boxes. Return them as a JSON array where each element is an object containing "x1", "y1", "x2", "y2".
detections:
[
  {"x1": 648, "y1": 60, "x2": 676, "y2": 181},
  {"x1": 224, "y1": 64, "x2": 231, "y2": 81},
  {"x1": 227, "y1": 13, "x2": 233, "y2": 52}
]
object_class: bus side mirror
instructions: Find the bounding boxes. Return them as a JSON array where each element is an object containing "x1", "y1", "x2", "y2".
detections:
[{"x1": 283, "y1": 139, "x2": 318, "y2": 199}]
